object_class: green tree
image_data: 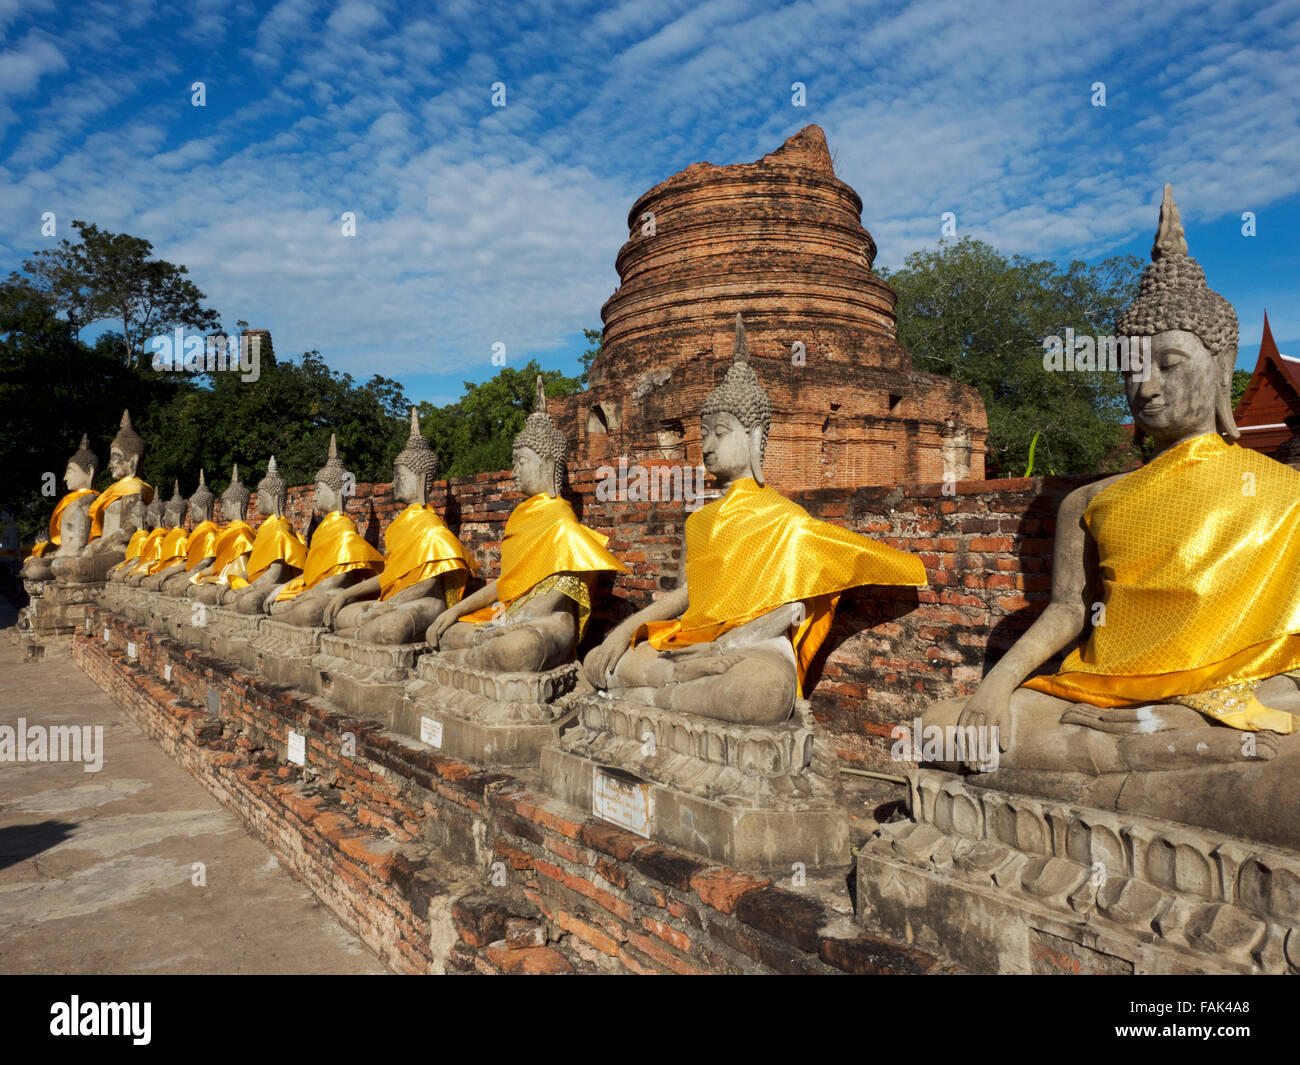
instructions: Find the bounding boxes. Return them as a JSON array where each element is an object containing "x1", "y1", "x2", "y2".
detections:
[
  {"x1": 579, "y1": 327, "x2": 602, "y2": 387},
  {"x1": 880, "y1": 237, "x2": 1144, "y2": 476},
  {"x1": 1231, "y1": 368, "x2": 1252, "y2": 409},
  {"x1": 17, "y1": 220, "x2": 220, "y2": 366},
  {"x1": 418, "y1": 361, "x2": 582, "y2": 478}
]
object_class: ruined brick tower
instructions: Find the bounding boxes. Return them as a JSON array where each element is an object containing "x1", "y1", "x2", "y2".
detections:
[{"x1": 553, "y1": 125, "x2": 987, "y2": 490}]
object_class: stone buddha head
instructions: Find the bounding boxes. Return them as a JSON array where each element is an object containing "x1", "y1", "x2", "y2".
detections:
[
  {"x1": 701, "y1": 314, "x2": 772, "y2": 487},
  {"x1": 119, "y1": 494, "x2": 145, "y2": 536},
  {"x1": 65, "y1": 434, "x2": 98, "y2": 492},
  {"x1": 313, "y1": 434, "x2": 347, "y2": 516},
  {"x1": 513, "y1": 376, "x2": 567, "y2": 498},
  {"x1": 144, "y1": 495, "x2": 165, "y2": 532},
  {"x1": 1116, "y1": 185, "x2": 1239, "y2": 450},
  {"x1": 108, "y1": 410, "x2": 146, "y2": 481},
  {"x1": 394, "y1": 408, "x2": 438, "y2": 506},
  {"x1": 256, "y1": 456, "x2": 287, "y2": 520},
  {"x1": 222, "y1": 465, "x2": 251, "y2": 522},
  {"x1": 189, "y1": 470, "x2": 215, "y2": 524},
  {"x1": 164, "y1": 481, "x2": 188, "y2": 527}
]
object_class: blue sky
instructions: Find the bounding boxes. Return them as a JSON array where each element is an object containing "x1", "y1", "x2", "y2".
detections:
[{"x1": 2, "y1": 0, "x2": 1298, "y2": 406}]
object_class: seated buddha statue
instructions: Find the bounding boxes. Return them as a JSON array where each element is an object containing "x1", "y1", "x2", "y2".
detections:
[
  {"x1": 137, "y1": 482, "x2": 191, "y2": 591},
  {"x1": 157, "y1": 472, "x2": 223, "y2": 595},
  {"x1": 223, "y1": 457, "x2": 308, "y2": 614},
  {"x1": 114, "y1": 496, "x2": 167, "y2": 584},
  {"x1": 22, "y1": 434, "x2": 100, "y2": 583},
  {"x1": 323, "y1": 409, "x2": 476, "y2": 644},
  {"x1": 583, "y1": 315, "x2": 927, "y2": 725},
  {"x1": 51, "y1": 411, "x2": 154, "y2": 583},
  {"x1": 925, "y1": 186, "x2": 1300, "y2": 821},
  {"x1": 189, "y1": 466, "x2": 257, "y2": 605},
  {"x1": 427, "y1": 376, "x2": 624, "y2": 672},
  {"x1": 270, "y1": 435, "x2": 384, "y2": 627}
]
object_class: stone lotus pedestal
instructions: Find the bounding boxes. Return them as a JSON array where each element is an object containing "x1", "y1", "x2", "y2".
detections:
[
  {"x1": 23, "y1": 579, "x2": 104, "y2": 637},
  {"x1": 540, "y1": 696, "x2": 850, "y2": 871},
  {"x1": 311, "y1": 635, "x2": 429, "y2": 723},
  {"x1": 251, "y1": 618, "x2": 328, "y2": 691},
  {"x1": 204, "y1": 607, "x2": 265, "y2": 670},
  {"x1": 151, "y1": 593, "x2": 193, "y2": 642},
  {"x1": 395, "y1": 654, "x2": 581, "y2": 767},
  {"x1": 857, "y1": 768, "x2": 1300, "y2": 975}
]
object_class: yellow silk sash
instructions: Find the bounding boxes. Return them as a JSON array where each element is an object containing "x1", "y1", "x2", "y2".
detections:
[
  {"x1": 1024, "y1": 433, "x2": 1300, "y2": 732},
  {"x1": 459, "y1": 493, "x2": 624, "y2": 625},
  {"x1": 274, "y1": 511, "x2": 383, "y2": 602},
  {"x1": 377, "y1": 504, "x2": 476, "y2": 604},
  {"x1": 88, "y1": 477, "x2": 153, "y2": 537},
  {"x1": 129, "y1": 529, "x2": 168, "y2": 574},
  {"x1": 183, "y1": 521, "x2": 221, "y2": 569},
  {"x1": 122, "y1": 528, "x2": 148, "y2": 562},
  {"x1": 147, "y1": 528, "x2": 189, "y2": 574},
  {"x1": 198, "y1": 521, "x2": 256, "y2": 585},
  {"x1": 236, "y1": 516, "x2": 308, "y2": 586},
  {"x1": 43, "y1": 488, "x2": 98, "y2": 548},
  {"x1": 637, "y1": 478, "x2": 927, "y2": 690}
]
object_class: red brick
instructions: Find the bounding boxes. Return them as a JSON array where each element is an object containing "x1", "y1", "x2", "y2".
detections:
[{"x1": 689, "y1": 868, "x2": 770, "y2": 915}]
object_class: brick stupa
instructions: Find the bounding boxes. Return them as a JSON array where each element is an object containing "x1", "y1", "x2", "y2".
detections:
[{"x1": 553, "y1": 125, "x2": 987, "y2": 490}]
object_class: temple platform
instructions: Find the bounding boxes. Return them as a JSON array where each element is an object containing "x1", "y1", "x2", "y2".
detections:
[
  {"x1": 252, "y1": 618, "x2": 327, "y2": 690},
  {"x1": 312, "y1": 635, "x2": 428, "y2": 723},
  {"x1": 541, "y1": 694, "x2": 850, "y2": 871},
  {"x1": 857, "y1": 768, "x2": 1300, "y2": 974},
  {"x1": 396, "y1": 655, "x2": 581, "y2": 766}
]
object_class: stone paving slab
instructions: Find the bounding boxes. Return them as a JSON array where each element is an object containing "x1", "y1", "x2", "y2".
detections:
[{"x1": 0, "y1": 595, "x2": 387, "y2": 975}]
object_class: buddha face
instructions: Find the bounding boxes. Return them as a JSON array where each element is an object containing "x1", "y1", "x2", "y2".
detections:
[
  {"x1": 1126, "y1": 329, "x2": 1220, "y2": 446},
  {"x1": 701, "y1": 411, "x2": 760, "y2": 484},
  {"x1": 393, "y1": 462, "x2": 421, "y2": 505},
  {"x1": 108, "y1": 445, "x2": 135, "y2": 480},
  {"x1": 256, "y1": 489, "x2": 282, "y2": 519},
  {"x1": 313, "y1": 479, "x2": 343, "y2": 516},
  {"x1": 513, "y1": 446, "x2": 552, "y2": 497},
  {"x1": 64, "y1": 461, "x2": 93, "y2": 492}
]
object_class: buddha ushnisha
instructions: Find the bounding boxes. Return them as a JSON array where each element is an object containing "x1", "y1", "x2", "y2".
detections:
[
  {"x1": 583, "y1": 315, "x2": 927, "y2": 725},
  {"x1": 427, "y1": 377, "x2": 624, "y2": 672}
]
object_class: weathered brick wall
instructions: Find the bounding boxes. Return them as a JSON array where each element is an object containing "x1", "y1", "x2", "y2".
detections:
[
  {"x1": 77, "y1": 609, "x2": 945, "y2": 975},
  {"x1": 214, "y1": 468, "x2": 1094, "y2": 769}
]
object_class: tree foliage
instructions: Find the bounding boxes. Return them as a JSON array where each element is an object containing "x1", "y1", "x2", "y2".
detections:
[{"x1": 881, "y1": 237, "x2": 1144, "y2": 476}]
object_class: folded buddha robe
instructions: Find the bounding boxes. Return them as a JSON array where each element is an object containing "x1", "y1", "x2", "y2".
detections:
[
  {"x1": 128, "y1": 528, "x2": 169, "y2": 575},
  {"x1": 29, "y1": 488, "x2": 98, "y2": 556},
  {"x1": 88, "y1": 477, "x2": 153, "y2": 538},
  {"x1": 229, "y1": 516, "x2": 307, "y2": 590},
  {"x1": 458, "y1": 493, "x2": 625, "y2": 639},
  {"x1": 635, "y1": 477, "x2": 927, "y2": 694},
  {"x1": 1024, "y1": 433, "x2": 1300, "y2": 733},
  {"x1": 146, "y1": 528, "x2": 190, "y2": 575},
  {"x1": 183, "y1": 520, "x2": 221, "y2": 570},
  {"x1": 197, "y1": 521, "x2": 257, "y2": 586},
  {"x1": 376, "y1": 504, "x2": 477, "y2": 605},
  {"x1": 111, "y1": 528, "x2": 150, "y2": 572},
  {"x1": 274, "y1": 511, "x2": 383, "y2": 603}
]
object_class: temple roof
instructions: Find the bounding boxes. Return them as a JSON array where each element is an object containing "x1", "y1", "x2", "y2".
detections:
[{"x1": 1234, "y1": 312, "x2": 1300, "y2": 455}]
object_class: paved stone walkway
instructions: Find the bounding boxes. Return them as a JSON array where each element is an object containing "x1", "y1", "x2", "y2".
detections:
[{"x1": 0, "y1": 596, "x2": 386, "y2": 974}]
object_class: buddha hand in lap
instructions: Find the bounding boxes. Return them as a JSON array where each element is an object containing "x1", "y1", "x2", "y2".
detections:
[
  {"x1": 930, "y1": 185, "x2": 1299, "y2": 778},
  {"x1": 583, "y1": 315, "x2": 927, "y2": 726},
  {"x1": 269, "y1": 435, "x2": 383, "y2": 627},
  {"x1": 23, "y1": 434, "x2": 99, "y2": 583},
  {"x1": 426, "y1": 376, "x2": 624, "y2": 672},
  {"x1": 222, "y1": 457, "x2": 307, "y2": 614},
  {"x1": 324, "y1": 409, "x2": 476, "y2": 644},
  {"x1": 189, "y1": 466, "x2": 256, "y2": 605}
]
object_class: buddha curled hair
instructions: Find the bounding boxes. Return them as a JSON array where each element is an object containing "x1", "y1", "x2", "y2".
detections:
[
  {"x1": 189, "y1": 469, "x2": 215, "y2": 513},
  {"x1": 223, "y1": 464, "x2": 251, "y2": 512},
  {"x1": 513, "y1": 376, "x2": 567, "y2": 496},
  {"x1": 111, "y1": 409, "x2": 146, "y2": 461},
  {"x1": 69, "y1": 434, "x2": 98, "y2": 477},
  {"x1": 395, "y1": 408, "x2": 439, "y2": 494},
  {"x1": 315, "y1": 433, "x2": 347, "y2": 493},
  {"x1": 1116, "y1": 185, "x2": 1239, "y2": 441},
  {"x1": 701, "y1": 314, "x2": 773, "y2": 466},
  {"x1": 257, "y1": 456, "x2": 287, "y2": 514}
]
